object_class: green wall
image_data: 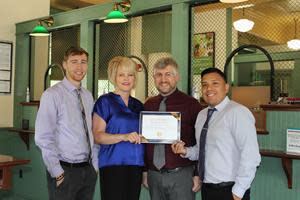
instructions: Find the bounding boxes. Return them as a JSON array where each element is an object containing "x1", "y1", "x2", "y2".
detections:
[{"x1": 2, "y1": 0, "x2": 300, "y2": 199}]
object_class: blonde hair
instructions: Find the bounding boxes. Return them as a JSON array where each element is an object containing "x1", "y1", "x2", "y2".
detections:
[{"x1": 107, "y1": 56, "x2": 137, "y2": 86}]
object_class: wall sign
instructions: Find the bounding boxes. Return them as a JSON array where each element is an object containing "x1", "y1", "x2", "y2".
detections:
[{"x1": 0, "y1": 41, "x2": 13, "y2": 94}]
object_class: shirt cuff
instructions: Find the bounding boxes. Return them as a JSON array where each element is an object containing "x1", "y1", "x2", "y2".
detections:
[
  {"x1": 50, "y1": 165, "x2": 64, "y2": 178},
  {"x1": 183, "y1": 148, "x2": 192, "y2": 158},
  {"x1": 232, "y1": 184, "x2": 247, "y2": 199}
]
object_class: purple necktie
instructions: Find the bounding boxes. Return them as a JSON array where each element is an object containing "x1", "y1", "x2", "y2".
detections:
[{"x1": 198, "y1": 108, "x2": 216, "y2": 181}]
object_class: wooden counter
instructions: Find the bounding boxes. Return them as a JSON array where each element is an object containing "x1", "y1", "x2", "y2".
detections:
[
  {"x1": 261, "y1": 104, "x2": 300, "y2": 111},
  {"x1": 260, "y1": 149, "x2": 300, "y2": 189},
  {"x1": 0, "y1": 158, "x2": 30, "y2": 190}
]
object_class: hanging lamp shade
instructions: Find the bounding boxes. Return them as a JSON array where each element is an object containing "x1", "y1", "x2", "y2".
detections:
[
  {"x1": 287, "y1": 39, "x2": 300, "y2": 50},
  {"x1": 104, "y1": 1, "x2": 131, "y2": 23},
  {"x1": 30, "y1": 16, "x2": 53, "y2": 37},
  {"x1": 104, "y1": 9, "x2": 128, "y2": 23},
  {"x1": 30, "y1": 25, "x2": 49, "y2": 36},
  {"x1": 220, "y1": 0, "x2": 249, "y2": 3},
  {"x1": 287, "y1": 19, "x2": 300, "y2": 50},
  {"x1": 233, "y1": 18, "x2": 254, "y2": 32}
]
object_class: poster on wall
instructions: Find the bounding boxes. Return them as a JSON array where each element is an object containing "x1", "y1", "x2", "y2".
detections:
[
  {"x1": 0, "y1": 41, "x2": 12, "y2": 94},
  {"x1": 192, "y1": 32, "x2": 215, "y2": 75}
]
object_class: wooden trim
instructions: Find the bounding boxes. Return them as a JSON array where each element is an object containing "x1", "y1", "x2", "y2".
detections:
[
  {"x1": 20, "y1": 101, "x2": 39, "y2": 106},
  {"x1": 260, "y1": 104, "x2": 300, "y2": 111}
]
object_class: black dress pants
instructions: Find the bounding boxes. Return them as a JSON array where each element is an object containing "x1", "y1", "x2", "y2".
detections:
[
  {"x1": 202, "y1": 183, "x2": 250, "y2": 200},
  {"x1": 99, "y1": 165, "x2": 143, "y2": 200},
  {"x1": 47, "y1": 163, "x2": 97, "y2": 200}
]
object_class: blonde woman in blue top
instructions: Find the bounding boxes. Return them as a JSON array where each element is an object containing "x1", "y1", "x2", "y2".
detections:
[{"x1": 92, "y1": 56, "x2": 144, "y2": 200}]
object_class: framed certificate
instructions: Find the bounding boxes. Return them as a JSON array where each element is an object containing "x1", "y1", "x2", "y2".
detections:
[
  {"x1": 287, "y1": 128, "x2": 300, "y2": 154},
  {"x1": 139, "y1": 111, "x2": 181, "y2": 144}
]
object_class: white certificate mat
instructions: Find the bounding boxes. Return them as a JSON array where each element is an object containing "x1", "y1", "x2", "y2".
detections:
[
  {"x1": 139, "y1": 111, "x2": 181, "y2": 144},
  {"x1": 287, "y1": 128, "x2": 300, "y2": 154}
]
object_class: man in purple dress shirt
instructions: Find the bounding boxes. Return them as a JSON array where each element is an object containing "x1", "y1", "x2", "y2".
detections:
[{"x1": 35, "y1": 47, "x2": 98, "y2": 200}]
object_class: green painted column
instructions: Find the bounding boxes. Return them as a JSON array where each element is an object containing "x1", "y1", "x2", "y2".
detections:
[
  {"x1": 171, "y1": 2, "x2": 190, "y2": 93},
  {"x1": 14, "y1": 33, "x2": 30, "y2": 127},
  {"x1": 226, "y1": 8, "x2": 233, "y2": 85},
  {"x1": 80, "y1": 20, "x2": 95, "y2": 93}
]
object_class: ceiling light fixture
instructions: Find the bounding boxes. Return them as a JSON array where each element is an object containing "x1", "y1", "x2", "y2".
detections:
[
  {"x1": 233, "y1": 4, "x2": 254, "y2": 9},
  {"x1": 233, "y1": 8, "x2": 254, "y2": 32},
  {"x1": 220, "y1": 0, "x2": 249, "y2": 3},
  {"x1": 287, "y1": 18, "x2": 300, "y2": 50},
  {"x1": 104, "y1": 0, "x2": 131, "y2": 23},
  {"x1": 30, "y1": 16, "x2": 54, "y2": 37}
]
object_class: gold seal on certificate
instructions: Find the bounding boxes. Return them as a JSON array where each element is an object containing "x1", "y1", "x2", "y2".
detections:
[{"x1": 139, "y1": 111, "x2": 181, "y2": 144}]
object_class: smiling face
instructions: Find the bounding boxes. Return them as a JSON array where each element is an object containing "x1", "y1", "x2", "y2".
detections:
[
  {"x1": 153, "y1": 65, "x2": 179, "y2": 96},
  {"x1": 201, "y1": 72, "x2": 229, "y2": 107},
  {"x1": 115, "y1": 67, "x2": 135, "y2": 93},
  {"x1": 63, "y1": 54, "x2": 88, "y2": 87}
]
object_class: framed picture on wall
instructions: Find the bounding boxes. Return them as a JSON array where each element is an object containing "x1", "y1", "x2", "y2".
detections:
[
  {"x1": 0, "y1": 41, "x2": 13, "y2": 94},
  {"x1": 192, "y1": 32, "x2": 215, "y2": 75}
]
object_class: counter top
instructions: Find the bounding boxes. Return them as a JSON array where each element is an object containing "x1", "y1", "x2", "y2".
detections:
[{"x1": 260, "y1": 104, "x2": 300, "y2": 111}]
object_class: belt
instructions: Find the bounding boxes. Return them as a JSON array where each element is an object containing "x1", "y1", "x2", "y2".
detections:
[
  {"x1": 203, "y1": 182, "x2": 234, "y2": 189},
  {"x1": 60, "y1": 161, "x2": 90, "y2": 168},
  {"x1": 153, "y1": 167, "x2": 183, "y2": 174}
]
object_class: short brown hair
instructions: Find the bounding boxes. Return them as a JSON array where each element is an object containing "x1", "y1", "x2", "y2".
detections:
[
  {"x1": 63, "y1": 46, "x2": 89, "y2": 62},
  {"x1": 153, "y1": 57, "x2": 179, "y2": 75},
  {"x1": 108, "y1": 56, "x2": 137, "y2": 86}
]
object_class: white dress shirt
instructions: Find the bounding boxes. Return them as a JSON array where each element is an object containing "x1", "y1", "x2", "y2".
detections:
[{"x1": 185, "y1": 96, "x2": 261, "y2": 198}]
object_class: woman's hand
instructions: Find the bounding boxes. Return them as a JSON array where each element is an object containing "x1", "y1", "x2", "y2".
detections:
[{"x1": 123, "y1": 132, "x2": 142, "y2": 144}]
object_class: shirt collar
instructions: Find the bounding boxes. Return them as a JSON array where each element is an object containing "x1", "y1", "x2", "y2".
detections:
[
  {"x1": 210, "y1": 96, "x2": 230, "y2": 112},
  {"x1": 62, "y1": 77, "x2": 81, "y2": 92},
  {"x1": 159, "y1": 88, "x2": 179, "y2": 100}
]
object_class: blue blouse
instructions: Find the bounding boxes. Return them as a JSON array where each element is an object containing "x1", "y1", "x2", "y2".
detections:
[{"x1": 93, "y1": 92, "x2": 144, "y2": 168}]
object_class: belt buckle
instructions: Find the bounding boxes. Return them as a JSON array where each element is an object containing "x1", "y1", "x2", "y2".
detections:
[{"x1": 159, "y1": 168, "x2": 168, "y2": 173}]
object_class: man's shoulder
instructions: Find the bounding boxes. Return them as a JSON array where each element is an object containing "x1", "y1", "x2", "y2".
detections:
[
  {"x1": 175, "y1": 90, "x2": 199, "y2": 103},
  {"x1": 145, "y1": 95, "x2": 160, "y2": 104},
  {"x1": 43, "y1": 82, "x2": 63, "y2": 96},
  {"x1": 227, "y1": 100, "x2": 252, "y2": 115}
]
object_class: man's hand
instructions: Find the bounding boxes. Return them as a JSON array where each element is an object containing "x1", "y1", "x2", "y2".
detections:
[
  {"x1": 56, "y1": 172, "x2": 65, "y2": 187},
  {"x1": 142, "y1": 172, "x2": 148, "y2": 188},
  {"x1": 192, "y1": 176, "x2": 201, "y2": 192},
  {"x1": 232, "y1": 193, "x2": 242, "y2": 200},
  {"x1": 171, "y1": 140, "x2": 187, "y2": 155}
]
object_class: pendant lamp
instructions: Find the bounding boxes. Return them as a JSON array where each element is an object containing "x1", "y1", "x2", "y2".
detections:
[
  {"x1": 30, "y1": 16, "x2": 54, "y2": 37},
  {"x1": 287, "y1": 19, "x2": 300, "y2": 50},
  {"x1": 104, "y1": 0, "x2": 131, "y2": 23},
  {"x1": 233, "y1": 8, "x2": 254, "y2": 32}
]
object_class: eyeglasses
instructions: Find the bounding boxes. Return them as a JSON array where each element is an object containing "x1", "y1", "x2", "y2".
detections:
[{"x1": 153, "y1": 72, "x2": 175, "y2": 79}]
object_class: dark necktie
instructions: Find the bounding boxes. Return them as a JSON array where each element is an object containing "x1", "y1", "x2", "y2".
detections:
[
  {"x1": 198, "y1": 108, "x2": 216, "y2": 181},
  {"x1": 153, "y1": 97, "x2": 167, "y2": 170},
  {"x1": 76, "y1": 89, "x2": 92, "y2": 162}
]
